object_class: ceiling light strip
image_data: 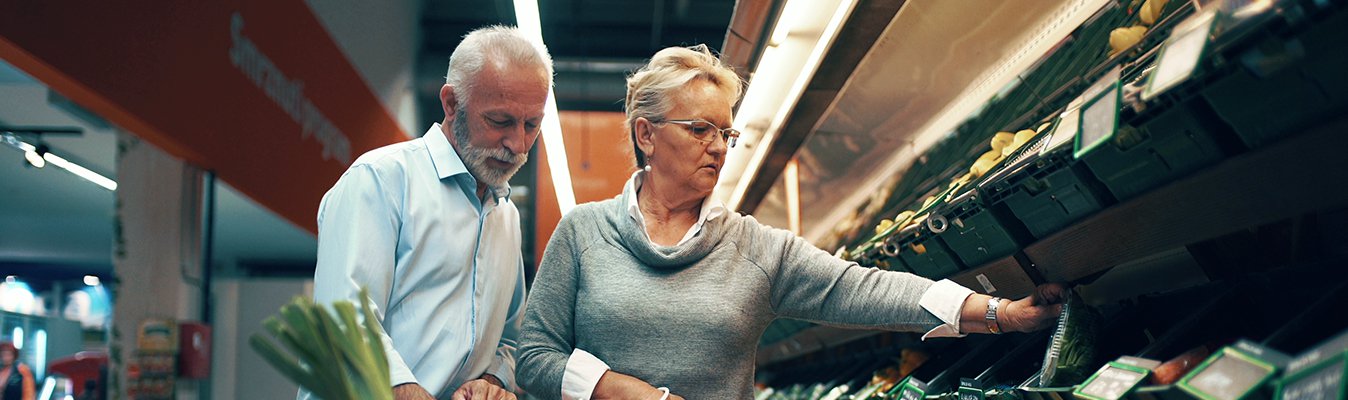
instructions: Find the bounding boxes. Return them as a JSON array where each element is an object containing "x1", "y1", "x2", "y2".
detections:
[
  {"x1": 515, "y1": 0, "x2": 577, "y2": 215},
  {"x1": 727, "y1": 0, "x2": 859, "y2": 210},
  {"x1": 1, "y1": 134, "x2": 117, "y2": 191}
]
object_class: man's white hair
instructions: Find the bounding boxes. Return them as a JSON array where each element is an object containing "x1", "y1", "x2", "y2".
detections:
[{"x1": 445, "y1": 25, "x2": 554, "y2": 107}]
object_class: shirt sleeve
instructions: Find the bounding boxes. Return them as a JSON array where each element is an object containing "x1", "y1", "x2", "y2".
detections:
[
  {"x1": 311, "y1": 164, "x2": 418, "y2": 387},
  {"x1": 918, "y1": 279, "x2": 975, "y2": 339},
  {"x1": 518, "y1": 214, "x2": 586, "y2": 400},
  {"x1": 485, "y1": 257, "x2": 529, "y2": 391},
  {"x1": 561, "y1": 349, "x2": 611, "y2": 400}
]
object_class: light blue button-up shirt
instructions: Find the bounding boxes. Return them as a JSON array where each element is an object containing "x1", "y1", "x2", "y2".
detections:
[{"x1": 311, "y1": 123, "x2": 526, "y2": 397}]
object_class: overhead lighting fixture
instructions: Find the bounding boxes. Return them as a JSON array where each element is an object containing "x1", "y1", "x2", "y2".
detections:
[
  {"x1": 25, "y1": 143, "x2": 47, "y2": 168},
  {"x1": 514, "y1": 0, "x2": 577, "y2": 215},
  {"x1": 2, "y1": 131, "x2": 117, "y2": 191},
  {"x1": 718, "y1": 0, "x2": 859, "y2": 210},
  {"x1": 784, "y1": 158, "x2": 801, "y2": 234},
  {"x1": 83, "y1": 275, "x2": 101, "y2": 286}
]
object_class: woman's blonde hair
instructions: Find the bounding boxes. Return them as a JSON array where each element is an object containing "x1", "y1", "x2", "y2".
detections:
[{"x1": 625, "y1": 44, "x2": 743, "y2": 168}]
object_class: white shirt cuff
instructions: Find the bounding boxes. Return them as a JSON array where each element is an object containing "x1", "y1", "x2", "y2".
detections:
[
  {"x1": 918, "y1": 279, "x2": 975, "y2": 340},
  {"x1": 562, "y1": 348, "x2": 611, "y2": 400}
]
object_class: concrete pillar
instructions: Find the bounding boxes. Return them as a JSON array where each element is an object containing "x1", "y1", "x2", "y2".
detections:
[{"x1": 111, "y1": 134, "x2": 207, "y2": 400}]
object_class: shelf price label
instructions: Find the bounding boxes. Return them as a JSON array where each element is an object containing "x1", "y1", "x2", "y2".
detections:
[
  {"x1": 1277, "y1": 330, "x2": 1348, "y2": 400},
  {"x1": 1074, "y1": 76, "x2": 1122, "y2": 160},
  {"x1": 1179, "y1": 340, "x2": 1291, "y2": 400},
  {"x1": 1277, "y1": 359, "x2": 1345, "y2": 400},
  {"x1": 1143, "y1": 8, "x2": 1220, "y2": 101},
  {"x1": 1074, "y1": 357, "x2": 1160, "y2": 400},
  {"x1": 892, "y1": 376, "x2": 927, "y2": 400},
  {"x1": 958, "y1": 378, "x2": 984, "y2": 400}
]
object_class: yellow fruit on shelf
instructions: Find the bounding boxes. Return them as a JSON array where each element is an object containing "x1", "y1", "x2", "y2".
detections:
[
  {"x1": 1140, "y1": 0, "x2": 1170, "y2": 25},
  {"x1": 1004, "y1": 129, "x2": 1038, "y2": 156},
  {"x1": 970, "y1": 150, "x2": 1001, "y2": 178},
  {"x1": 875, "y1": 219, "x2": 894, "y2": 235},
  {"x1": 1109, "y1": 25, "x2": 1148, "y2": 57},
  {"x1": 990, "y1": 131, "x2": 1015, "y2": 152}
]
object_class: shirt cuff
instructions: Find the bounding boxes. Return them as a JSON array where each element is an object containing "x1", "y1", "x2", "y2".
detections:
[
  {"x1": 562, "y1": 348, "x2": 611, "y2": 400},
  {"x1": 918, "y1": 279, "x2": 975, "y2": 340},
  {"x1": 486, "y1": 350, "x2": 517, "y2": 392}
]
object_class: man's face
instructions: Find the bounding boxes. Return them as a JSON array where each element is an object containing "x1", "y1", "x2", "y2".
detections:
[{"x1": 448, "y1": 60, "x2": 549, "y2": 188}]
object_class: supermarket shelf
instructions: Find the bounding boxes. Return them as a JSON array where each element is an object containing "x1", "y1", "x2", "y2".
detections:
[
  {"x1": 949, "y1": 255, "x2": 1036, "y2": 299},
  {"x1": 1022, "y1": 116, "x2": 1348, "y2": 282},
  {"x1": 756, "y1": 258, "x2": 1036, "y2": 366},
  {"x1": 757, "y1": 118, "x2": 1348, "y2": 367},
  {"x1": 756, "y1": 323, "x2": 902, "y2": 366}
]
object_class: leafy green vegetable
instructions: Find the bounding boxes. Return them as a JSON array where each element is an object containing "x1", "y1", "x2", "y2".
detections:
[
  {"x1": 250, "y1": 287, "x2": 392, "y2": 400},
  {"x1": 1040, "y1": 290, "x2": 1101, "y2": 387}
]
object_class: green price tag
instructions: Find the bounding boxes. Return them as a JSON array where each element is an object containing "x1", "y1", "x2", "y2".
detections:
[
  {"x1": 1074, "y1": 78, "x2": 1121, "y2": 160},
  {"x1": 958, "y1": 378, "x2": 984, "y2": 400},
  {"x1": 1179, "y1": 342, "x2": 1287, "y2": 400},
  {"x1": 1143, "y1": 8, "x2": 1219, "y2": 101},
  {"x1": 1277, "y1": 358, "x2": 1345, "y2": 400},
  {"x1": 1075, "y1": 360, "x2": 1154, "y2": 400}
]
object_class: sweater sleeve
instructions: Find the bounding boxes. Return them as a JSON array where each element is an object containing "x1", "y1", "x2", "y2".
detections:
[
  {"x1": 746, "y1": 217, "x2": 947, "y2": 332},
  {"x1": 518, "y1": 212, "x2": 585, "y2": 399}
]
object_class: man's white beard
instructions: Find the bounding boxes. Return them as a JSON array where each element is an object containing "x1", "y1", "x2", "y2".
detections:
[{"x1": 453, "y1": 107, "x2": 528, "y2": 188}]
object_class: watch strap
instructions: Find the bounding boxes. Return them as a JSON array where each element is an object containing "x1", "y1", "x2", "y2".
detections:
[{"x1": 986, "y1": 297, "x2": 1004, "y2": 334}]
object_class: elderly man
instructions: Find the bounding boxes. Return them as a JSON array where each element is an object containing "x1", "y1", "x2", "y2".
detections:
[{"x1": 312, "y1": 25, "x2": 551, "y2": 400}]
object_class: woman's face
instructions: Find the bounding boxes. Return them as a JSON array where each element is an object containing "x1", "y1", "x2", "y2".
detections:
[
  {"x1": 1, "y1": 349, "x2": 13, "y2": 365},
  {"x1": 642, "y1": 79, "x2": 734, "y2": 197}
]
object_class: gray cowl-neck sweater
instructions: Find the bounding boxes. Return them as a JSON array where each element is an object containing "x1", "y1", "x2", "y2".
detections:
[{"x1": 518, "y1": 183, "x2": 946, "y2": 399}]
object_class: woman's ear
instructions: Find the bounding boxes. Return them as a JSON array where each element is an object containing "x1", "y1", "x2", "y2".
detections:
[{"x1": 635, "y1": 117, "x2": 657, "y2": 161}]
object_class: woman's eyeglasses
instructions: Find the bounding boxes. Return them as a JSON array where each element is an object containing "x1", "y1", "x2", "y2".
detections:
[{"x1": 652, "y1": 119, "x2": 740, "y2": 148}]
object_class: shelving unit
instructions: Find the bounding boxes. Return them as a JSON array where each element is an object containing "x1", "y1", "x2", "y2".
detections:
[{"x1": 754, "y1": 0, "x2": 1348, "y2": 398}]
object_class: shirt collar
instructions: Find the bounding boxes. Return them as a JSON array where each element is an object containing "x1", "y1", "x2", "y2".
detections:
[
  {"x1": 425, "y1": 123, "x2": 469, "y2": 181},
  {"x1": 425, "y1": 123, "x2": 512, "y2": 202},
  {"x1": 624, "y1": 169, "x2": 726, "y2": 235}
]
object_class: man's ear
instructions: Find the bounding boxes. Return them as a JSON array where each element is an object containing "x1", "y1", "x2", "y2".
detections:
[{"x1": 440, "y1": 84, "x2": 458, "y2": 122}]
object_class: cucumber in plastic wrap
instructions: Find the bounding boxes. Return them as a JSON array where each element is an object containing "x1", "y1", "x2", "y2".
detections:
[{"x1": 1039, "y1": 290, "x2": 1101, "y2": 387}]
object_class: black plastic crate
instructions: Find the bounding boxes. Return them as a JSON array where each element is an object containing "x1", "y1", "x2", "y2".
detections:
[
  {"x1": 1201, "y1": 36, "x2": 1338, "y2": 148},
  {"x1": 1079, "y1": 99, "x2": 1229, "y2": 201},
  {"x1": 1298, "y1": 5, "x2": 1348, "y2": 111},
  {"x1": 982, "y1": 150, "x2": 1111, "y2": 239},
  {"x1": 935, "y1": 190, "x2": 1031, "y2": 268},
  {"x1": 890, "y1": 223, "x2": 964, "y2": 280}
]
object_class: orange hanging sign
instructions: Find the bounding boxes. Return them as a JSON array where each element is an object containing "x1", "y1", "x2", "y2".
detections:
[{"x1": 0, "y1": 0, "x2": 407, "y2": 233}]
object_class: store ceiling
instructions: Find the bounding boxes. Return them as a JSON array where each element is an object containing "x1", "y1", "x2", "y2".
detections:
[
  {"x1": 414, "y1": 0, "x2": 735, "y2": 121},
  {"x1": 0, "y1": 0, "x2": 735, "y2": 286}
]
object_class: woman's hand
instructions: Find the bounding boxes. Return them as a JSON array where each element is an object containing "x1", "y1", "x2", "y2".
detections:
[{"x1": 999, "y1": 283, "x2": 1068, "y2": 333}]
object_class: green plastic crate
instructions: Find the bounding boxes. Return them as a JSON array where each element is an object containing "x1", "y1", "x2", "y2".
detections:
[
  {"x1": 936, "y1": 190, "x2": 1029, "y2": 268},
  {"x1": 892, "y1": 224, "x2": 963, "y2": 280},
  {"x1": 983, "y1": 151, "x2": 1110, "y2": 239},
  {"x1": 1079, "y1": 99, "x2": 1228, "y2": 201},
  {"x1": 857, "y1": 244, "x2": 914, "y2": 274}
]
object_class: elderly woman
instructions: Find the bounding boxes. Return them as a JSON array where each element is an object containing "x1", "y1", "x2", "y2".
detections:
[{"x1": 518, "y1": 45, "x2": 1065, "y2": 400}]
